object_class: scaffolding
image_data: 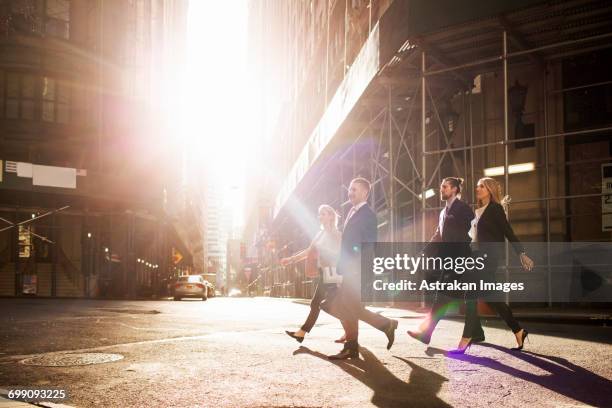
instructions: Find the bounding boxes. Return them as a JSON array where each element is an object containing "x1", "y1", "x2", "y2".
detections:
[{"x1": 266, "y1": 1, "x2": 612, "y2": 304}]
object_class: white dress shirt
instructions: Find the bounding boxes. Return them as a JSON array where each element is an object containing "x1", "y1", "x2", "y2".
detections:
[
  {"x1": 344, "y1": 201, "x2": 367, "y2": 229},
  {"x1": 438, "y1": 196, "x2": 457, "y2": 237}
]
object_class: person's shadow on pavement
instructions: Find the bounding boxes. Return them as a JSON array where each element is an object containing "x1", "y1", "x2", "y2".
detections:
[
  {"x1": 294, "y1": 346, "x2": 451, "y2": 408},
  {"x1": 445, "y1": 342, "x2": 612, "y2": 407}
]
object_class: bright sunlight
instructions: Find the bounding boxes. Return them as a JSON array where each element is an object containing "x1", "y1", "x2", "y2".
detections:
[{"x1": 174, "y1": 0, "x2": 254, "y2": 227}]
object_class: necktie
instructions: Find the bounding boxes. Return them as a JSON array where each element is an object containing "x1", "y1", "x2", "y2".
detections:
[{"x1": 344, "y1": 207, "x2": 356, "y2": 229}]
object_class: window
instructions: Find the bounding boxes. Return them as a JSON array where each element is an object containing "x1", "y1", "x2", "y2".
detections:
[
  {"x1": 5, "y1": 73, "x2": 37, "y2": 120},
  {"x1": 42, "y1": 77, "x2": 70, "y2": 123},
  {"x1": 18, "y1": 226, "x2": 32, "y2": 259},
  {"x1": 42, "y1": 77, "x2": 55, "y2": 121},
  {"x1": 178, "y1": 276, "x2": 203, "y2": 283},
  {"x1": 5, "y1": 73, "x2": 20, "y2": 118},
  {"x1": 2, "y1": 73, "x2": 71, "y2": 123},
  {"x1": 45, "y1": 0, "x2": 70, "y2": 39},
  {"x1": 7, "y1": 0, "x2": 40, "y2": 34}
]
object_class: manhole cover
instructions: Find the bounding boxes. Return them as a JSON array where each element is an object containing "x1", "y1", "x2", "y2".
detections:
[{"x1": 20, "y1": 353, "x2": 124, "y2": 367}]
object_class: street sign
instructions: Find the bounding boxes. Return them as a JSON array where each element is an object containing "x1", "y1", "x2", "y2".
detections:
[{"x1": 172, "y1": 247, "x2": 183, "y2": 265}]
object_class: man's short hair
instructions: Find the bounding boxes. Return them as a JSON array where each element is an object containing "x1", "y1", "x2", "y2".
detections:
[{"x1": 350, "y1": 177, "x2": 371, "y2": 193}]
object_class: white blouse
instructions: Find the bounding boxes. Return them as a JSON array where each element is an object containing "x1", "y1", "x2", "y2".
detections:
[
  {"x1": 469, "y1": 204, "x2": 488, "y2": 242},
  {"x1": 313, "y1": 229, "x2": 341, "y2": 268}
]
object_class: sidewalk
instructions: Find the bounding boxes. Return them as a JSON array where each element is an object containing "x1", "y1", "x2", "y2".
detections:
[{"x1": 291, "y1": 298, "x2": 611, "y2": 324}]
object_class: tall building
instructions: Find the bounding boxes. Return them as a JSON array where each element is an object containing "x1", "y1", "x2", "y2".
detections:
[
  {"x1": 248, "y1": 0, "x2": 612, "y2": 303},
  {"x1": 0, "y1": 0, "x2": 197, "y2": 298},
  {"x1": 203, "y1": 180, "x2": 233, "y2": 287}
]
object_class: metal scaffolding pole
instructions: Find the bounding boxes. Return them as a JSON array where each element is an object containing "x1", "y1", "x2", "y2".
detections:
[
  {"x1": 543, "y1": 65, "x2": 552, "y2": 308},
  {"x1": 469, "y1": 91, "x2": 475, "y2": 205},
  {"x1": 388, "y1": 86, "x2": 396, "y2": 242},
  {"x1": 421, "y1": 51, "x2": 427, "y2": 243},
  {"x1": 503, "y1": 31, "x2": 510, "y2": 304},
  {"x1": 421, "y1": 50, "x2": 427, "y2": 308}
]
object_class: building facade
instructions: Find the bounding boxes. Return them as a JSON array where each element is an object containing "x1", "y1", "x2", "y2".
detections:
[
  {"x1": 0, "y1": 0, "x2": 198, "y2": 298},
  {"x1": 247, "y1": 0, "x2": 612, "y2": 304}
]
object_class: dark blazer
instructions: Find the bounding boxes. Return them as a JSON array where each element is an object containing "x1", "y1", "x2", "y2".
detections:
[
  {"x1": 337, "y1": 203, "x2": 377, "y2": 276},
  {"x1": 423, "y1": 198, "x2": 474, "y2": 257},
  {"x1": 476, "y1": 201, "x2": 524, "y2": 256}
]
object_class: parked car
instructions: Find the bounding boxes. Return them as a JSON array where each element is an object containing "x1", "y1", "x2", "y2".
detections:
[
  {"x1": 173, "y1": 275, "x2": 207, "y2": 301},
  {"x1": 204, "y1": 281, "x2": 215, "y2": 298}
]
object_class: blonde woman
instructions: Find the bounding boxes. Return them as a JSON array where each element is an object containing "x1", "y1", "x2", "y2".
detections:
[
  {"x1": 283, "y1": 204, "x2": 344, "y2": 343},
  {"x1": 450, "y1": 177, "x2": 534, "y2": 354}
]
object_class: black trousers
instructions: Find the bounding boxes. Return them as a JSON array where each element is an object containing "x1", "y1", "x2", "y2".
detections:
[
  {"x1": 320, "y1": 273, "x2": 391, "y2": 342},
  {"x1": 424, "y1": 295, "x2": 485, "y2": 339},
  {"x1": 421, "y1": 262, "x2": 485, "y2": 339},
  {"x1": 463, "y1": 254, "x2": 522, "y2": 337},
  {"x1": 300, "y1": 278, "x2": 337, "y2": 333}
]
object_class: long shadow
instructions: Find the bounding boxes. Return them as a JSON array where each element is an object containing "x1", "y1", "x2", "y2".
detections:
[
  {"x1": 294, "y1": 346, "x2": 451, "y2": 408},
  {"x1": 445, "y1": 342, "x2": 612, "y2": 407},
  {"x1": 442, "y1": 316, "x2": 612, "y2": 345}
]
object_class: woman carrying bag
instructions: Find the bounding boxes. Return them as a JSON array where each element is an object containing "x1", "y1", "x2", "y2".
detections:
[{"x1": 283, "y1": 204, "x2": 345, "y2": 343}]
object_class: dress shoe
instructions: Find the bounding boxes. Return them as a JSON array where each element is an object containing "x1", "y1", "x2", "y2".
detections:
[
  {"x1": 328, "y1": 345, "x2": 359, "y2": 360},
  {"x1": 407, "y1": 330, "x2": 431, "y2": 345},
  {"x1": 329, "y1": 340, "x2": 359, "y2": 360},
  {"x1": 511, "y1": 329, "x2": 529, "y2": 351},
  {"x1": 447, "y1": 338, "x2": 473, "y2": 355},
  {"x1": 384, "y1": 319, "x2": 399, "y2": 350},
  {"x1": 285, "y1": 330, "x2": 304, "y2": 343}
]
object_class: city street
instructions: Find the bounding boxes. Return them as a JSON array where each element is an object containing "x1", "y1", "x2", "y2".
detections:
[{"x1": 0, "y1": 297, "x2": 610, "y2": 407}]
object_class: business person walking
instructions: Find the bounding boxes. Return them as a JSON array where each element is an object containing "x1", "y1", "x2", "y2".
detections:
[
  {"x1": 450, "y1": 177, "x2": 534, "y2": 354},
  {"x1": 284, "y1": 204, "x2": 344, "y2": 343},
  {"x1": 322, "y1": 177, "x2": 398, "y2": 360},
  {"x1": 407, "y1": 177, "x2": 484, "y2": 345}
]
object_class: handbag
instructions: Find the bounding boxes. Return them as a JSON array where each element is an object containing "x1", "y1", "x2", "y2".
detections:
[
  {"x1": 321, "y1": 266, "x2": 342, "y2": 284},
  {"x1": 304, "y1": 247, "x2": 319, "y2": 278}
]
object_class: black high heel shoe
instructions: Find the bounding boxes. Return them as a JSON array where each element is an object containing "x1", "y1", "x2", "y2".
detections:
[
  {"x1": 447, "y1": 338, "x2": 473, "y2": 355},
  {"x1": 511, "y1": 329, "x2": 529, "y2": 351},
  {"x1": 285, "y1": 330, "x2": 304, "y2": 343}
]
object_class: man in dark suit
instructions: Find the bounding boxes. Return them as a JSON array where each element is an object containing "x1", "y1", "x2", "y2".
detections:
[
  {"x1": 322, "y1": 177, "x2": 398, "y2": 360},
  {"x1": 407, "y1": 177, "x2": 485, "y2": 345}
]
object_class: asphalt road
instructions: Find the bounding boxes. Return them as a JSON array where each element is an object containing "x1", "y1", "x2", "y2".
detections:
[{"x1": 0, "y1": 297, "x2": 610, "y2": 408}]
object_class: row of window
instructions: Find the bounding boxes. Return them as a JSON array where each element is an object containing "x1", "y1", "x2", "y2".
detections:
[
  {"x1": 0, "y1": 72, "x2": 71, "y2": 123},
  {"x1": 9, "y1": 0, "x2": 71, "y2": 40}
]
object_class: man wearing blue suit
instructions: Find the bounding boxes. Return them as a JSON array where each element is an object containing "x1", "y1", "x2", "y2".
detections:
[{"x1": 322, "y1": 177, "x2": 398, "y2": 360}]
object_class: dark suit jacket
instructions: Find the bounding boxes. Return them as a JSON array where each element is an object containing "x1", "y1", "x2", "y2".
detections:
[
  {"x1": 423, "y1": 198, "x2": 474, "y2": 258},
  {"x1": 337, "y1": 203, "x2": 377, "y2": 276},
  {"x1": 476, "y1": 201, "x2": 524, "y2": 256}
]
